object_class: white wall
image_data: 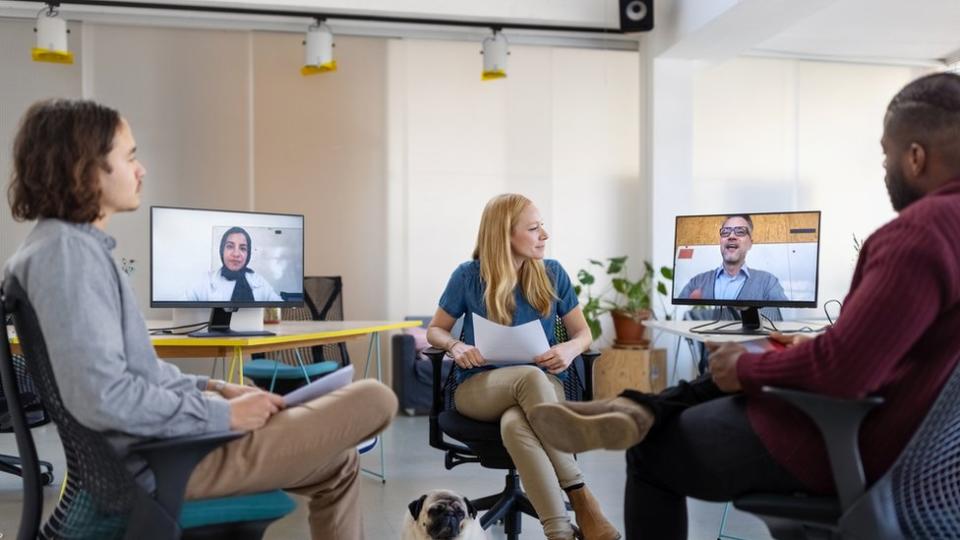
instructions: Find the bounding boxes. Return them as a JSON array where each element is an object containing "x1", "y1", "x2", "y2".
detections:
[
  {"x1": 649, "y1": 56, "x2": 924, "y2": 380},
  {"x1": 0, "y1": 19, "x2": 82, "y2": 265},
  {"x1": 386, "y1": 39, "x2": 642, "y2": 347},
  {"x1": 2, "y1": 19, "x2": 642, "y2": 377},
  {"x1": 86, "y1": 23, "x2": 254, "y2": 317},
  {"x1": 688, "y1": 58, "x2": 922, "y2": 316}
]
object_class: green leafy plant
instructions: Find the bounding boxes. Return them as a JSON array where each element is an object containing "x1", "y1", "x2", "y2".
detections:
[{"x1": 573, "y1": 256, "x2": 674, "y2": 340}]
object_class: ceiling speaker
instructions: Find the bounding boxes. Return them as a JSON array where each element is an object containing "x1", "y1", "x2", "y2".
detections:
[{"x1": 620, "y1": 0, "x2": 654, "y2": 32}]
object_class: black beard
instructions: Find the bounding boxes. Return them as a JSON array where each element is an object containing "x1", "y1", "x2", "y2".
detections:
[{"x1": 885, "y1": 170, "x2": 924, "y2": 211}]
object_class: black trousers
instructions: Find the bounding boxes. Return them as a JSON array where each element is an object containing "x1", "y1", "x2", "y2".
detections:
[{"x1": 620, "y1": 375, "x2": 807, "y2": 540}]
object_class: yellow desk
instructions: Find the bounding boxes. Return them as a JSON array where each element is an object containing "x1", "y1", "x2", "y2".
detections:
[
  {"x1": 146, "y1": 320, "x2": 421, "y2": 385},
  {"x1": 8, "y1": 319, "x2": 421, "y2": 483}
]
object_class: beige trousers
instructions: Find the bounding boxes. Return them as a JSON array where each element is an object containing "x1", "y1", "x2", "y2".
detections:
[
  {"x1": 185, "y1": 379, "x2": 397, "y2": 540},
  {"x1": 454, "y1": 366, "x2": 583, "y2": 539}
]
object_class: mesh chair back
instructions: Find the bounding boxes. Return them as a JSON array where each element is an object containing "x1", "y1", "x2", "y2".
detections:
[
  {"x1": 270, "y1": 276, "x2": 350, "y2": 367},
  {"x1": 0, "y1": 353, "x2": 49, "y2": 432},
  {"x1": 891, "y1": 358, "x2": 960, "y2": 537},
  {"x1": 441, "y1": 316, "x2": 586, "y2": 412},
  {"x1": 4, "y1": 277, "x2": 135, "y2": 538}
]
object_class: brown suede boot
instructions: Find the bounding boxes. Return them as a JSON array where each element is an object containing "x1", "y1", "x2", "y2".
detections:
[
  {"x1": 567, "y1": 486, "x2": 621, "y2": 540},
  {"x1": 529, "y1": 398, "x2": 654, "y2": 453}
]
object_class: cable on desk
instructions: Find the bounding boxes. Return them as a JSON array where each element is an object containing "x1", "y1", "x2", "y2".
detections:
[
  {"x1": 824, "y1": 299, "x2": 842, "y2": 326},
  {"x1": 689, "y1": 320, "x2": 741, "y2": 333},
  {"x1": 148, "y1": 322, "x2": 209, "y2": 335}
]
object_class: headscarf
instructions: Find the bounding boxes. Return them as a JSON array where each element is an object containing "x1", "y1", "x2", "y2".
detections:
[{"x1": 219, "y1": 226, "x2": 255, "y2": 302}]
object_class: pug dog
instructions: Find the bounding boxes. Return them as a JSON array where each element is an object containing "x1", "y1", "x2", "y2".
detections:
[{"x1": 401, "y1": 489, "x2": 487, "y2": 540}]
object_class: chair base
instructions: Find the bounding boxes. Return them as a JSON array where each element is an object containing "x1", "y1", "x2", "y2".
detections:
[
  {"x1": 0, "y1": 453, "x2": 54, "y2": 485},
  {"x1": 749, "y1": 514, "x2": 840, "y2": 540},
  {"x1": 182, "y1": 519, "x2": 277, "y2": 540},
  {"x1": 470, "y1": 470, "x2": 538, "y2": 540}
]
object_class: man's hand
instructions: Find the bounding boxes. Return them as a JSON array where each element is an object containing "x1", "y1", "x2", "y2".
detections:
[
  {"x1": 705, "y1": 341, "x2": 746, "y2": 393},
  {"x1": 228, "y1": 391, "x2": 285, "y2": 431},
  {"x1": 217, "y1": 381, "x2": 261, "y2": 400},
  {"x1": 769, "y1": 332, "x2": 814, "y2": 348},
  {"x1": 534, "y1": 342, "x2": 580, "y2": 374},
  {"x1": 450, "y1": 342, "x2": 487, "y2": 369}
]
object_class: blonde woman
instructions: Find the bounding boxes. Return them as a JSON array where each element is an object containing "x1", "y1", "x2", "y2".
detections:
[{"x1": 426, "y1": 193, "x2": 620, "y2": 540}]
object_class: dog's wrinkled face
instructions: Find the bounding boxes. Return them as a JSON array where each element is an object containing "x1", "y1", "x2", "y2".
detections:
[{"x1": 408, "y1": 490, "x2": 478, "y2": 539}]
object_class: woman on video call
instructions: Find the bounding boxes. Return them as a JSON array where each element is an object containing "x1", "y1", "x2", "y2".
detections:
[
  {"x1": 186, "y1": 226, "x2": 281, "y2": 302},
  {"x1": 426, "y1": 193, "x2": 620, "y2": 540}
]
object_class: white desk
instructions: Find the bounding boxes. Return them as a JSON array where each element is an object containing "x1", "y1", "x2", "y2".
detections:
[
  {"x1": 644, "y1": 319, "x2": 827, "y2": 343},
  {"x1": 644, "y1": 319, "x2": 826, "y2": 383}
]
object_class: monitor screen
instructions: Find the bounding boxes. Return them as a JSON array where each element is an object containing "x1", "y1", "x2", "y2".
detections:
[
  {"x1": 671, "y1": 211, "x2": 820, "y2": 309},
  {"x1": 151, "y1": 206, "x2": 304, "y2": 308}
]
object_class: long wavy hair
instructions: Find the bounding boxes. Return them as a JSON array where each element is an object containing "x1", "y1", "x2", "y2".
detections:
[
  {"x1": 8, "y1": 99, "x2": 120, "y2": 223},
  {"x1": 472, "y1": 193, "x2": 555, "y2": 325}
]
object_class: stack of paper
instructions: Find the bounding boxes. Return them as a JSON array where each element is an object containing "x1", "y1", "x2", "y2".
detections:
[
  {"x1": 472, "y1": 313, "x2": 550, "y2": 364},
  {"x1": 282, "y1": 364, "x2": 354, "y2": 407}
]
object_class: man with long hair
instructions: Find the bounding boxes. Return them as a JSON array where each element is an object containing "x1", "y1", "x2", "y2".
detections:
[{"x1": 4, "y1": 99, "x2": 396, "y2": 539}]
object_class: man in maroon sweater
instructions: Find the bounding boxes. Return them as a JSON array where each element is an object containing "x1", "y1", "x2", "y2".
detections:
[{"x1": 530, "y1": 71, "x2": 960, "y2": 539}]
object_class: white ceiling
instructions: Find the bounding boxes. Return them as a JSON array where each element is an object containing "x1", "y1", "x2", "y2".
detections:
[{"x1": 753, "y1": 0, "x2": 960, "y2": 65}]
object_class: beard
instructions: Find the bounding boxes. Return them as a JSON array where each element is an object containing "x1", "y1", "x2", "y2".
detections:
[{"x1": 885, "y1": 168, "x2": 924, "y2": 212}]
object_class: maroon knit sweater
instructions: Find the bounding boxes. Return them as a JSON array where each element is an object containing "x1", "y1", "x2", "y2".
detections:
[{"x1": 737, "y1": 179, "x2": 960, "y2": 494}]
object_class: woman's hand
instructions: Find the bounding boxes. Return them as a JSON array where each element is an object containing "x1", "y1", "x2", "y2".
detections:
[
  {"x1": 534, "y1": 341, "x2": 580, "y2": 374},
  {"x1": 450, "y1": 342, "x2": 487, "y2": 369}
]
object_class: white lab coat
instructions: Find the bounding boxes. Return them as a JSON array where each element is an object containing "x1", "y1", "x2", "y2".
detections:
[{"x1": 185, "y1": 270, "x2": 282, "y2": 302}]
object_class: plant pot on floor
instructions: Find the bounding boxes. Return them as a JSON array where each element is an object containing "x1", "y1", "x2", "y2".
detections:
[{"x1": 611, "y1": 309, "x2": 651, "y2": 347}]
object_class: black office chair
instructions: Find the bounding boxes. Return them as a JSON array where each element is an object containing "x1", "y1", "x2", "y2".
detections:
[
  {"x1": 733, "y1": 358, "x2": 960, "y2": 539},
  {"x1": 1, "y1": 276, "x2": 295, "y2": 540},
  {"x1": 422, "y1": 318, "x2": 598, "y2": 540},
  {"x1": 246, "y1": 276, "x2": 351, "y2": 393},
  {"x1": 0, "y1": 342, "x2": 55, "y2": 486}
]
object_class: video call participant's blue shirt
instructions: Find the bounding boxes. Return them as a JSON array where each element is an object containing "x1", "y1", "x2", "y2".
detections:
[
  {"x1": 438, "y1": 259, "x2": 579, "y2": 382},
  {"x1": 714, "y1": 266, "x2": 750, "y2": 300}
]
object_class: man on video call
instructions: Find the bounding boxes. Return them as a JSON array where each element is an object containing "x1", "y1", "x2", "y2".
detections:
[{"x1": 677, "y1": 214, "x2": 789, "y2": 303}]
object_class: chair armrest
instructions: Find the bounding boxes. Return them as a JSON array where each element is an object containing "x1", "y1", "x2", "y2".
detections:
[
  {"x1": 580, "y1": 349, "x2": 600, "y2": 401},
  {"x1": 130, "y1": 431, "x2": 244, "y2": 524},
  {"x1": 422, "y1": 347, "x2": 448, "y2": 448},
  {"x1": 762, "y1": 386, "x2": 883, "y2": 510},
  {"x1": 422, "y1": 347, "x2": 474, "y2": 458},
  {"x1": 391, "y1": 334, "x2": 415, "y2": 393}
]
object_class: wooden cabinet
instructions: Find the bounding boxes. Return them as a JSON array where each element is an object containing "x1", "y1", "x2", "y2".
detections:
[{"x1": 593, "y1": 346, "x2": 667, "y2": 399}]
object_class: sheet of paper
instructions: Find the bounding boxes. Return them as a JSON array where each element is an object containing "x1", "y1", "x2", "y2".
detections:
[
  {"x1": 739, "y1": 338, "x2": 787, "y2": 354},
  {"x1": 282, "y1": 364, "x2": 354, "y2": 407},
  {"x1": 472, "y1": 313, "x2": 551, "y2": 364}
]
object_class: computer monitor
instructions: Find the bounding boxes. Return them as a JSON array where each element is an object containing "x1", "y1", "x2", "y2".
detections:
[
  {"x1": 150, "y1": 206, "x2": 305, "y2": 337},
  {"x1": 671, "y1": 211, "x2": 821, "y2": 334}
]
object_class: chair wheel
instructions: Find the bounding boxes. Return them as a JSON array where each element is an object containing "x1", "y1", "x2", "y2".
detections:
[{"x1": 41, "y1": 472, "x2": 54, "y2": 486}]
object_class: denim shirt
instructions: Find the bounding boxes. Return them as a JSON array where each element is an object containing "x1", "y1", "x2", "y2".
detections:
[
  {"x1": 714, "y1": 265, "x2": 750, "y2": 300},
  {"x1": 437, "y1": 259, "x2": 579, "y2": 382}
]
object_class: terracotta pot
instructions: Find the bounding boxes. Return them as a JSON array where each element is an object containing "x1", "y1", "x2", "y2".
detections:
[{"x1": 611, "y1": 309, "x2": 651, "y2": 347}]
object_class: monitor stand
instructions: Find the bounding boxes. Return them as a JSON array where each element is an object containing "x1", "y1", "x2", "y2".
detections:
[
  {"x1": 189, "y1": 307, "x2": 276, "y2": 338},
  {"x1": 690, "y1": 307, "x2": 771, "y2": 336}
]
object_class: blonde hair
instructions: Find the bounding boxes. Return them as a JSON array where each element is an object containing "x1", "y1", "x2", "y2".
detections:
[{"x1": 472, "y1": 193, "x2": 555, "y2": 325}]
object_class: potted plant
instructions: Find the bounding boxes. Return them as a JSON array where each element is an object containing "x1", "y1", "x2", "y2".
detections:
[{"x1": 574, "y1": 256, "x2": 673, "y2": 346}]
